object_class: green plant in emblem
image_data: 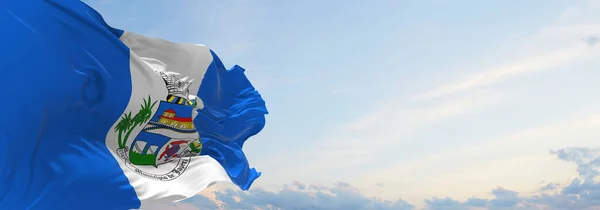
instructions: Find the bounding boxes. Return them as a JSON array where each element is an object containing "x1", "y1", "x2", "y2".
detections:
[
  {"x1": 115, "y1": 96, "x2": 157, "y2": 149},
  {"x1": 188, "y1": 141, "x2": 202, "y2": 154}
]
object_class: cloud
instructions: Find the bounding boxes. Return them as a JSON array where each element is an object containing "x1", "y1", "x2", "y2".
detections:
[
  {"x1": 175, "y1": 181, "x2": 414, "y2": 210},
  {"x1": 351, "y1": 112, "x2": 600, "y2": 204},
  {"x1": 265, "y1": 0, "x2": 600, "y2": 192},
  {"x1": 181, "y1": 196, "x2": 220, "y2": 210},
  {"x1": 216, "y1": 182, "x2": 415, "y2": 210},
  {"x1": 412, "y1": 44, "x2": 596, "y2": 101},
  {"x1": 141, "y1": 202, "x2": 204, "y2": 210},
  {"x1": 426, "y1": 187, "x2": 523, "y2": 210},
  {"x1": 586, "y1": 36, "x2": 599, "y2": 46},
  {"x1": 422, "y1": 147, "x2": 600, "y2": 210},
  {"x1": 156, "y1": 147, "x2": 600, "y2": 210},
  {"x1": 262, "y1": 90, "x2": 507, "y2": 185},
  {"x1": 412, "y1": 0, "x2": 600, "y2": 101}
]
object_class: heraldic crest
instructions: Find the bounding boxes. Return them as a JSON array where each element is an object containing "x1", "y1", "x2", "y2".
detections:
[{"x1": 113, "y1": 68, "x2": 203, "y2": 181}]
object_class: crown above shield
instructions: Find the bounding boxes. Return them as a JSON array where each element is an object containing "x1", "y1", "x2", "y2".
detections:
[{"x1": 158, "y1": 71, "x2": 194, "y2": 99}]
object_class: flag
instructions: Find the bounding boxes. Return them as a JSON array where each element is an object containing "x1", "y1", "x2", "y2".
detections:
[{"x1": 0, "y1": 1, "x2": 268, "y2": 209}]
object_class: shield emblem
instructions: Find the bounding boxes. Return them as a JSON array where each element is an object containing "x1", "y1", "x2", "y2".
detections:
[{"x1": 129, "y1": 98, "x2": 199, "y2": 167}]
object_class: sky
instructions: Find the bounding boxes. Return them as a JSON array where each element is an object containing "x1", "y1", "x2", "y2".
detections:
[{"x1": 86, "y1": 0, "x2": 600, "y2": 209}]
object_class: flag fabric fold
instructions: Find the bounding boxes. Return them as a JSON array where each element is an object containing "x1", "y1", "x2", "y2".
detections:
[
  {"x1": 0, "y1": 1, "x2": 267, "y2": 209},
  {"x1": 196, "y1": 52, "x2": 267, "y2": 190}
]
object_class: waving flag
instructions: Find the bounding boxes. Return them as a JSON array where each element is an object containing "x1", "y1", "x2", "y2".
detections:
[{"x1": 0, "y1": 1, "x2": 267, "y2": 209}]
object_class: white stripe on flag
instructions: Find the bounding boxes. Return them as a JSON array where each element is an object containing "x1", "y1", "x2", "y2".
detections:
[{"x1": 104, "y1": 32, "x2": 231, "y2": 208}]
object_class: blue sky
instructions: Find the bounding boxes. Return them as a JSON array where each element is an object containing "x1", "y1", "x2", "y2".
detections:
[{"x1": 87, "y1": 0, "x2": 600, "y2": 209}]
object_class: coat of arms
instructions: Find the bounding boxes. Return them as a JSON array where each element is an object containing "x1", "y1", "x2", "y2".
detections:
[{"x1": 114, "y1": 68, "x2": 202, "y2": 181}]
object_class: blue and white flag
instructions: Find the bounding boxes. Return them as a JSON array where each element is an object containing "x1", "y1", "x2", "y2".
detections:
[{"x1": 0, "y1": 1, "x2": 268, "y2": 209}]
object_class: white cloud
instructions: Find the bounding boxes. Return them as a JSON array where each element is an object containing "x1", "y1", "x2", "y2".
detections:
[
  {"x1": 150, "y1": 147, "x2": 600, "y2": 210},
  {"x1": 279, "y1": 0, "x2": 600, "y2": 178},
  {"x1": 278, "y1": 0, "x2": 600, "y2": 206},
  {"x1": 412, "y1": 0, "x2": 600, "y2": 101},
  {"x1": 423, "y1": 147, "x2": 600, "y2": 210},
  {"x1": 261, "y1": 90, "x2": 507, "y2": 185},
  {"x1": 412, "y1": 44, "x2": 598, "y2": 101},
  {"x1": 175, "y1": 182, "x2": 414, "y2": 210},
  {"x1": 141, "y1": 203, "x2": 201, "y2": 210},
  {"x1": 357, "y1": 114, "x2": 600, "y2": 206}
]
